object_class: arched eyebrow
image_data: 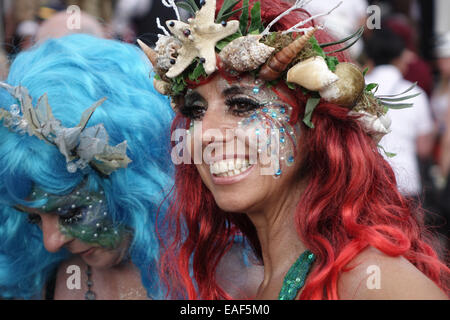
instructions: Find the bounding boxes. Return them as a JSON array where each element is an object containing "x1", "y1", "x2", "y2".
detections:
[
  {"x1": 222, "y1": 86, "x2": 243, "y2": 97},
  {"x1": 185, "y1": 90, "x2": 205, "y2": 104}
]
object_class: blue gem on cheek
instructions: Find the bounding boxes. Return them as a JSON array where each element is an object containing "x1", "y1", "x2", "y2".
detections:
[
  {"x1": 253, "y1": 87, "x2": 260, "y2": 94},
  {"x1": 288, "y1": 156, "x2": 295, "y2": 163},
  {"x1": 271, "y1": 112, "x2": 277, "y2": 118},
  {"x1": 262, "y1": 107, "x2": 268, "y2": 113},
  {"x1": 275, "y1": 169, "x2": 282, "y2": 176},
  {"x1": 280, "y1": 136, "x2": 285, "y2": 143},
  {"x1": 280, "y1": 107, "x2": 286, "y2": 114},
  {"x1": 280, "y1": 127, "x2": 285, "y2": 133}
]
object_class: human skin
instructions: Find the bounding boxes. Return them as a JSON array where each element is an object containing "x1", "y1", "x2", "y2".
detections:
[
  {"x1": 183, "y1": 73, "x2": 449, "y2": 300},
  {"x1": 18, "y1": 189, "x2": 148, "y2": 299}
]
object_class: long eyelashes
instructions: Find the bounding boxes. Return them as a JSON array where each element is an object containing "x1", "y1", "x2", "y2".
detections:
[
  {"x1": 59, "y1": 207, "x2": 84, "y2": 225},
  {"x1": 181, "y1": 96, "x2": 261, "y2": 120},
  {"x1": 179, "y1": 104, "x2": 206, "y2": 120},
  {"x1": 25, "y1": 208, "x2": 85, "y2": 226},
  {"x1": 225, "y1": 96, "x2": 261, "y2": 116}
]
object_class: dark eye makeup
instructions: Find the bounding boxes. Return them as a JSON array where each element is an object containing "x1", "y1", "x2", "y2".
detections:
[
  {"x1": 225, "y1": 96, "x2": 261, "y2": 116},
  {"x1": 181, "y1": 91, "x2": 262, "y2": 120},
  {"x1": 59, "y1": 207, "x2": 84, "y2": 225},
  {"x1": 23, "y1": 207, "x2": 85, "y2": 226},
  {"x1": 180, "y1": 91, "x2": 207, "y2": 120}
]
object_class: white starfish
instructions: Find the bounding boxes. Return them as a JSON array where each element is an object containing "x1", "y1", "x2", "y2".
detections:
[{"x1": 165, "y1": 0, "x2": 239, "y2": 78}]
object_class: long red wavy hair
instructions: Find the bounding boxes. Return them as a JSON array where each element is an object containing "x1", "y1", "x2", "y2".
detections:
[{"x1": 158, "y1": 0, "x2": 449, "y2": 299}]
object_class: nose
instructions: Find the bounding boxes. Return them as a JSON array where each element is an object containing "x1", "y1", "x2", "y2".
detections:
[
  {"x1": 40, "y1": 215, "x2": 71, "y2": 253},
  {"x1": 200, "y1": 105, "x2": 237, "y2": 146}
]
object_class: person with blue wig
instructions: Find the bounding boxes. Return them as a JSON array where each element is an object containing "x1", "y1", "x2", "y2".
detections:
[{"x1": 0, "y1": 34, "x2": 174, "y2": 299}]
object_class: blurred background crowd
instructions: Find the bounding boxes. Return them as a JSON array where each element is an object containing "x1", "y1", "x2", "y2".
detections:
[{"x1": 0, "y1": 0, "x2": 449, "y2": 250}]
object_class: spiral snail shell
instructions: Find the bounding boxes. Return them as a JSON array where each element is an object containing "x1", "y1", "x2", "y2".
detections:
[{"x1": 259, "y1": 28, "x2": 317, "y2": 81}]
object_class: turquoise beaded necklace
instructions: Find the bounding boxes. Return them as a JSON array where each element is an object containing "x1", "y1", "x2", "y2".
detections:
[{"x1": 278, "y1": 250, "x2": 315, "y2": 300}]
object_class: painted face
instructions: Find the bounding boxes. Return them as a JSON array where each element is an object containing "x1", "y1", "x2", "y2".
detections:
[
  {"x1": 179, "y1": 74, "x2": 303, "y2": 213},
  {"x1": 15, "y1": 180, "x2": 130, "y2": 268}
]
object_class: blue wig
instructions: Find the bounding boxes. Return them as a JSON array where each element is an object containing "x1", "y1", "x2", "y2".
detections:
[{"x1": 0, "y1": 34, "x2": 174, "y2": 299}]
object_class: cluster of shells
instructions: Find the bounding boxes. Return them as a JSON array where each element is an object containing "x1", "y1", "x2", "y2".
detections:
[
  {"x1": 219, "y1": 28, "x2": 365, "y2": 108},
  {"x1": 140, "y1": 27, "x2": 366, "y2": 110}
]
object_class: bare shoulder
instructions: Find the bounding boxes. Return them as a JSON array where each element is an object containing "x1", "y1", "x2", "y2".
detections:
[{"x1": 337, "y1": 246, "x2": 448, "y2": 300}]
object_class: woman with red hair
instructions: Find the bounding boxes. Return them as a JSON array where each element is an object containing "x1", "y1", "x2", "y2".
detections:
[{"x1": 140, "y1": 0, "x2": 449, "y2": 299}]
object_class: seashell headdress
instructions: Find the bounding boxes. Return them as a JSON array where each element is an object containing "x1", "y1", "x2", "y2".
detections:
[
  {"x1": 140, "y1": 0, "x2": 419, "y2": 143},
  {"x1": 0, "y1": 82, "x2": 131, "y2": 175}
]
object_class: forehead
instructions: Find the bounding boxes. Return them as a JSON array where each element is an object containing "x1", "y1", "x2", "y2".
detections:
[{"x1": 192, "y1": 74, "x2": 281, "y2": 99}]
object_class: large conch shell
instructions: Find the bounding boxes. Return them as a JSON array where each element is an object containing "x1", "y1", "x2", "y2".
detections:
[
  {"x1": 137, "y1": 40, "x2": 172, "y2": 95},
  {"x1": 219, "y1": 35, "x2": 275, "y2": 72},
  {"x1": 259, "y1": 28, "x2": 317, "y2": 81},
  {"x1": 319, "y1": 63, "x2": 365, "y2": 107},
  {"x1": 137, "y1": 39, "x2": 157, "y2": 67},
  {"x1": 286, "y1": 56, "x2": 338, "y2": 91}
]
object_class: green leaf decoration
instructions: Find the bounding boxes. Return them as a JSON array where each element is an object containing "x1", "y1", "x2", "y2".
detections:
[
  {"x1": 154, "y1": 73, "x2": 161, "y2": 81},
  {"x1": 379, "y1": 102, "x2": 414, "y2": 109},
  {"x1": 303, "y1": 97, "x2": 321, "y2": 129},
  {"x1": 176, "y1": 2, "x2": 196, "y2": 16},
  {"x1": 365, "y1": 83, "x2": 378, "y2": 92},
  {"x1": 186, "y1": 0, "x2": 199, "y2": 11},
  {"x1": 324, "y1": 27, "x2": 364, "y2": 54},
  {"x1": 376, "y1": 82, "x2": 417, "y2": 98},
  {"x1": 171, "y1": 74, "x2": 187, "y2": 95},
  {"x1": 375, "y1": 82, "x2": 419, "y2": 110},
  {"x1": 221, "y1": 6, "x2": 248, "y2": 22},
  {"x1": 286, "y1": 82, "x2": 296, "y2": 90},
  {"x1": 216, "y1": 0, "x2": 241, "y2": 23},
  {"x1": 379, "y1": 93, "x2": 420, "y2": 102},
  {"x1": 248, "y1": 1, "x2": 263, "y2": 34},
  {"x1": 309, "y1": 36, "x2": 326, "y2": 58},
  {"x1": 363, "y1": 67, "x2": 369, "y2": 76},
  {"x1": 265, "y1": 79, "x2": 280, "y2": 89},
  {"x1": 216, "y1": 30, "x2": 243, "y2": 50},
  {"x1": 188, "y1": 61, "x2": 207, "y2": 82},
  {"x1": 239, "y1": 0, "x2": 249, "y2": 35},
  {"x1": 320, "y1": 26, "x2": 364, "y2": 48},
  {"x1": 378, "y1": 144, "x2": 396, "y2": 158},
  {"x1": 325, "y1": 56, "x2": 339, "y2": 72}
]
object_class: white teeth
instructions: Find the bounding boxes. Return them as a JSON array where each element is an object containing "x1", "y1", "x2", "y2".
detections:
[
  {"x1": 235, "y1": 158, "x2": 242, "y2": 170},
  {"x1": 219, "y1": 161, "x2": 228, "y2": 173},
  {"x1": 209, "y1": 158, "x2": 252, "y2": 177}
]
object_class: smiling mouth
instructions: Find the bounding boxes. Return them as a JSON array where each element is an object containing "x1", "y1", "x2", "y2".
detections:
[
  {"x1": 75, "y1": 247, "x2": 95, "y2": 256},
  {"x1": 209, "y1": 158, "x2": 254, "y2": 177}
]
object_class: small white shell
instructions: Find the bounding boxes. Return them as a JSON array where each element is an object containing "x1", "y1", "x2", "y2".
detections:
[
  {"x1": 155, "y1": 35, "x2": 182, "y2": 71},
  {"x1": 153, "y1": 78, "x2": 171, "y2": 95},
  {"x1": 219, "y1": 35, "x2": 275, "y2": 72},
  {"x1": 286, "y1": 56, "x2": 338, "y2": 91},
  {"x1": 349, "y1": 110, "x2": 391, "y2": 143}
]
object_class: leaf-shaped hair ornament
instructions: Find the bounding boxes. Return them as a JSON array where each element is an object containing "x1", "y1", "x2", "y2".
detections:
[{"x1": 0, "y1": 82, "x2": 131, "y2": 175}]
